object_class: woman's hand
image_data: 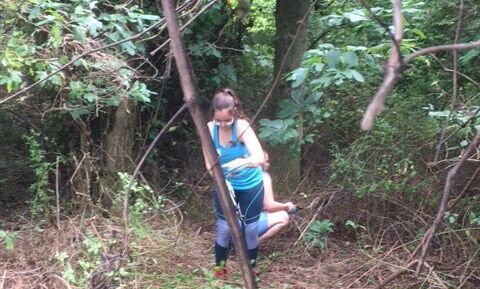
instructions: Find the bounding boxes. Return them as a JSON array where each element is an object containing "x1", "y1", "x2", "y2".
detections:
[{"x1": 285, "y1": 201, "x2": 295, "y2": 212}]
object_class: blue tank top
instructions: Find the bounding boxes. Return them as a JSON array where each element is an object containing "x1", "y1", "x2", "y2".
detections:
[{"x1": 212, "y1": 120, "x2": 263, "y2": 190}]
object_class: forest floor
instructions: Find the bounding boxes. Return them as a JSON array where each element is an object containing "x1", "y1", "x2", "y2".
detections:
[{"x1": 1, "y1": 184, "x2": 479, "y2": 289}]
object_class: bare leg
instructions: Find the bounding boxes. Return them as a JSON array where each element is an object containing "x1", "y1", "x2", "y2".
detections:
[{"x1": 259, "y1": 211, "x2": 290, "y2": 243}]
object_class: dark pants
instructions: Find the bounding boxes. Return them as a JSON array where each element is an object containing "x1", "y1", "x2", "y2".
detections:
[
  {"x1": 213, "y1": 180, "x2": 264, "y2": 224},
  {"x1": 212, "y1": 181, "x2": 264, "y2": 267}
]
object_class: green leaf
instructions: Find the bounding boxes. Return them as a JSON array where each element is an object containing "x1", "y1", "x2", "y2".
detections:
[
  {"x1": 428, "y1": 111, "x2": 450, "y2": 118},
  {"x1": 343, "y1": 10, "x2": 367, "y2": 22},
  {"x1": 411, "y1": 28, "x2": 426, "y2": 40},
  {"x1": 310, "y1": 75, "x2": 332, "y2": 88},
  {"x1": 5, "y1": 237, "x2": 14, "y2": 250},
  {"x1": 69, "y1": 107, "x2": 90, "y2": 119},
  {"x1": 71, "y1": 25, "x2": 86, "y2": 41},
  {"x1": 350, "y1": 70, "x2": 364, "y2": 82},
  {"x1": 85, "y1": 16, "x2": 103, "y2": 37},
  {"x1": 459, "y1": 49, "x2": 479, "y2": 66},
  {"x1": 327, "y1": 15, "x2": 343, "y2": 26},
  {"x1": 62, "y1": 264, "x2": 76, "y2": 283},
  {"x1": 28, "y1": 7, "x2": 41, "y2": 20},
  {"x1": 121, "y1": 41, "x2": 137, "y2": 55},
  {"x1": 9, "y1": 70, "x2": 22, "y2": 84},
  {"x1": 326, "y1": 49, "x2": 340, "y2": 68},
  {"x1": 312, "y1": 63, "x2": 324, "y2": 73},
  {"x1": 288, "y1": 67, "x2": 308, "y2": 88},
  {"x1": 84, "y1": 92, "x2": 96, "y2": 103},
  {"x1": 48, "y1": 74, "x2": 63, "y2": 87},
  {"x1": 306, "y1": 92, "x2": 322, "y2": 103},
  {"x1": 137, "y1": 14, "x2": 161, "y2": 21},
  {"x1": 342, "y1": 51, "x2": 358, "y2": 67},
  {"x1": 277, "y1": 99, "x2": 297, "y2": 118}
]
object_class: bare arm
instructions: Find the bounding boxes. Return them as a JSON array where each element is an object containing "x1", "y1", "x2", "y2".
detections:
[
  {"x1": 202, "y1": 122, "x2": 215, "y2": 174},
  {"x1": 262, "y1": 172, "x2": 295, "y2": 212},
  {"x1": 236, "y1": 119, "x2": 265, "y2": 166}
]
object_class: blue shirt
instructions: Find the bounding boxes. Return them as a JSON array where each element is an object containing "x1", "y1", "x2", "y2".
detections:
[{"x1": 212, "y1": 120, "x2": 263, "y2": 190}]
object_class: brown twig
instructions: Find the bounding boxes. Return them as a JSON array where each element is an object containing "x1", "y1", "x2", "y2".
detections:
[
  {"x1": 361, "y1": 0, "x2": 403, "y2": 131},
  {"x1": 447, "y1": 165, "x2": 480, "y2": 210},
  {"x1": 359, "y1": 0, "x2": 480, "y2": 130},
  {"x1": 149, "y1": 0, "x2": 220, "y2": 56},
  {"x1": 403, "y1": 40, "x2": 480, "y2": 65},
  {"x1": 416, "y1": 132, "x2": 480, "y2": 275},
  {"x1": 293, "y1": 190, "x2": 336, "y2": 247},
  {"x1": 121, "y1": 103, "x2": 187, "y2": 256},
  {"x1": 374, "y1": 260, "x2": 418, "y2": 289},
  {"x1": 433, "y1": 0, "x2": 464, "y2": 163},
  {"x1": 0, "y1": 271, "x2": 5, "y2": 289},
  {"x1": 55, "y1": 156, "x2": 60, "y2": 227}
]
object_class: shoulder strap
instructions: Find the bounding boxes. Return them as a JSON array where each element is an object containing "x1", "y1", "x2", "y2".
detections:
[
  {"x1": 210, "y1": 122, "x2": 219, "y2": 146},
  {"x1": 231, "y1": 119, "x2": 238, "y2": 142}
]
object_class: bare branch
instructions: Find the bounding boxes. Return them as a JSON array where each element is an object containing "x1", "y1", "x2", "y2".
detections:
[
  {"x1": 374, "y1": 260, "x2": 418, "y2": 289},
  {"x1": 360, "y1": 0, "x2": 480, "y2": 131},
  {"x1": 0, "y1": 21, "x2": 165, "y2": 106},
  {"x1": 361, "y1": 0, "x2": 403, "y2": 131},
  {"x1": 416, "y1": 132, "x2": 480, "y2": 275},
  {"x1": 404, "y1": 40, "x2": 480, "y2": 64},
  {"x1": 433, "y1": 0, "x2": 464, "y2": 163},
  {"x1": 122, "y1": 103, "x2": 187, "y2": 256},
  {"x1": 149, "y1": 0, "x2": 220, "y2": 56}
]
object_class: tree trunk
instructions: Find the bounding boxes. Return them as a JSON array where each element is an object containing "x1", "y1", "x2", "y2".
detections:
[
  {"x1": 269, "y1": 0, "x2": 310, "y2": 192},
  {"x1": 104, "y1": 97, "x2": 136, "y2": 173}
]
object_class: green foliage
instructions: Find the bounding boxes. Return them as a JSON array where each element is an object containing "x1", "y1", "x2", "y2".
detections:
[
  {"x1": 0, "y1": 230, "x2": 19, "y2": 251},
  {"x1": 0, "y1": 0, "x2": 158, "y2": 117},
  {"x1": 425, "y1": 104, "x2": 480, "y2": 153},
  {"x1": 468, "y1": 211, "x2": 480, "y2": 226},
  {"x1": 23, "y1": 131, "x2": 54, "y2": 218},
  {"x1": 303, "y1": 219, "x2": 334, "y2": 251},
  {"x1": 345, "y1": 220, "x2": 366, "y2": 232},
  {"x1": 330, "y1": 112, "x2": 435, "y2": 199},
  {"x1": 259, "y1": 44, "x2": 370, "y2": 152},
  {"x1": 116, "y1": 172, "x2": 164, "y2": 237},
  {"x1": 55, "y1": 231, "x2": 103, "y2": 287}
]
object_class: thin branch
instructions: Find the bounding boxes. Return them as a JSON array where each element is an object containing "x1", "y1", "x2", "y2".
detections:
[
  {"x1": 447, "y1": 165, "x2": 480, "y2": 210},
  {"x1": 416, "y1": 132, "x2": 480, "y2": 275},
  {"x1": 404, "y1": 40, "x2": 480, "y2": 65},
  {"x1": 159, "y1": 0, "x2": 258, "y2": 287},
  {"x1": 55, "y1": 156, "x2": 61, "y2": 227},
  {"x1": 0, "y1": 1, "x2": 197, "y2": 106},
  {"x1": 434, "y1": 0, "x2": 464, "y2": 162},
  {"x1": 360, "y1": 1, "x2": 480, "y2": 131},
  {"x1": 357, "y1": 0, "x2": 403, "y2": 55},
  {"x1": 361, "y1": 0, "x2": 403, "y2": 131},
  {"x1": 149, "y1": 0, "x2": 220, "y2": 56},
  {"x1": 375, "y1": 260, "x2": 418, "y2": 289},
  {"x1": 452, "y1": 0, "x2": 464, "y2": 109},
  {"x1": 0, "y1": 22, "x2": 165, "y2": 105},
  {"x1": 122, "y1": 103, "x2": 188, "y2": 255}
]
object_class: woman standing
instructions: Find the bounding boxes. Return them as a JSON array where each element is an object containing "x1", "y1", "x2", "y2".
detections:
[{"x1": 203, "y1": 88, "x2": 265, "y2": 277}]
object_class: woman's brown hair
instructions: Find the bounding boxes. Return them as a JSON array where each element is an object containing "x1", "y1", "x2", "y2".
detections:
[{"x1": 211, "y1": 88, "x2": 246, "y2": 119}]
